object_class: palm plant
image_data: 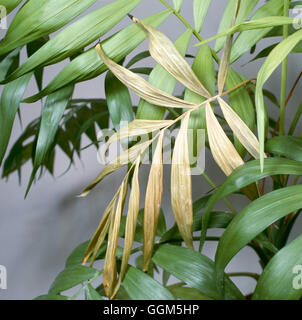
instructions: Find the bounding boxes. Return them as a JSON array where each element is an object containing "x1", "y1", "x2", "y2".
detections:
[{"x1": 1, "y1": 0, "x2": 302, "y2": 300}]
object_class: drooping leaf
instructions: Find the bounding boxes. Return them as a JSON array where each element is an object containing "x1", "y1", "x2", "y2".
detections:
[
  {"x1": 25, "y1": 85, "x2": 74, "y2": 196},
  {"x1": 137, "y1": 28, "x2": 193, "y2": 120},
  {"x1": 0, "y1": 72, "x2": 32, "y2": 165}
]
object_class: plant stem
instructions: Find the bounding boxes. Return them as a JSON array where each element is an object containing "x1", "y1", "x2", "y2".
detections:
[
  {"x1": 227, "y1": 272, "x2": 260, "y2": 281},
  {"x1": 280, "y1": 0, "x2": 290, "y2": 136}
]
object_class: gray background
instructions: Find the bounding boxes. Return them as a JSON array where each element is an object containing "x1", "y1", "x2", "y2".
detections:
[{"x1": 0, "y1": 0, "x2": 301, "y2": 299}]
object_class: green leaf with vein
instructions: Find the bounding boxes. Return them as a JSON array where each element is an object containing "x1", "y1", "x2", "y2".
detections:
[
  {"x1": 23, "y1": 10, "x2": 172, "y2": 103},
  {"x1": 137, "y1": 28, "x2": 193, "y2": 120},
  {"x1": 0, "y1": 0, "x2": 100, "y2": 56},
  {"x1": 0, "y1": 73, "x2": 32, "y2": 165},
  {"x1": 255, "y1": 29, "x2": 302, "y2": 171},
  {"x1": 85, "y1": 284, "x2": 104, "y2": 300},
  {"x1": 49, "y1": 265, "x2": 100, "y2": 295},
  {"x1": 200, "y1": 158, "x2": 302, "y2": 250},
  {"x1": 122, "y1": 266, "x2": 175, "y2": 300},
  {"x1": 266, "y1": 136, "x2": 302, "y2": 161},
  {"x1": 230, "y1": 0, "x2": 284, "y2": 62},
  {"x1": 253, "y1": 234, "x2": 302, "y2": 300},
  {"x1": 153, "y1": 245, "x2": 244, "y2": 300},
  {"x1": 3, "y1": 0, "x2": 142, "y2": 83},
  {"x1": 193, "y1": 0, "x2": 211, "y2": 33},
  {"x1": 0, "y1": 48, "x2": 20, "y2": 82},
  {"x1": 25, "y1": 85, "x2": 74, "y2": 196},
  {"x1": 215, "y1": 0, "x2": 259, "y2": 52},
  {"x1": 215, "y1": 185, "x2": 302, "y2": 292},
  {"x1": 105, "y1": 70, "x2": 134, "y2": 131},
  {"x1": 225, "y1": 69, "x2": 255, "y2": 156}
]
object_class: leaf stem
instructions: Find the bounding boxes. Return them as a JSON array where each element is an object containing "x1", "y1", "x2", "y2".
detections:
[{"x1": 280, "y1": 0, "x2": 290, "y2": 136}]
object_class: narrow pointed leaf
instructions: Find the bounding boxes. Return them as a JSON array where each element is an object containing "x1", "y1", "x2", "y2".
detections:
[
  {"x1": 215, "y1": 185, "x2": 302, "y2": 290},
  {"x1": 205, "y1": 102, "x2": 244, "y2": 176},
  {"x1": 215, "y1": 0, "x2": 259, "y2": 52},
  {"x1": 265, "y1": 136, "x2": 302, "y2": 161},
  {"x1": 96, "y1": 43, "x2": 195, "y2": 109},
  {"x1": 137, "y1": 28, "x2": 192, "y2": 120},
  {"x1": 0, "y1": 72, "x2": 32, "y2": 165},
  {"x1": 0, "y1": 0, "x2": 100, "y2": 56},
  {"x1": 200, "y1": 158, "x2": 302, "y2": 251},
  {"x1": 23, "y1": 10, "x2": 172, "y2": 103},
  {"x1": 255, "y1": 29, "x2": 302, "y2": 170},
  {"x1": 4, "y1": 0, "x2": 142, "y2": 82},
  {"x1": 143, "y1": 132, "x2": 164, "y2": 271},
  {"x1": 218, "y1": 97, "x2": 260, "y2": 159},
  {"x1": 193, "y1": 0, "x2": 211, "y2": 33},
  {"x1": 105, "y1": 71, "x2": 133, "y2": 131},
  {"x1": 133, "y1": 17, "x2": 211, "y2": 98},
  {"x1": 171, "y1": 113, "x2": 193, "y2": 249},
  {"x1": 25, "y1": 85, "x2": 74, "y2": 196}
]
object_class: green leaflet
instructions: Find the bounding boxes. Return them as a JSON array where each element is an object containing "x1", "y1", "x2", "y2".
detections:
[
  {"x1": 0, "y1": 47, "x2": 20, "y2": 82},
  {"x1": 0, "y1": 0, "x2": 22, "y2": 15},
  {"x1": 136, "y1": 28, "x2": 193, "y2": 120},
  {"x1": 173, "y1": 0, "x2": 182, "y2": 12},
  {"x1": 225, "y1": 69, "x2": 255, "y2": 156},
  {"x1": 215, "y1": 185, "x2": 302, "y2": 293},
  {"x1": 266, "y1": 136, "x2": 302, "y2": 161},
  {"x1": 193, "y1": 0, "x2": 211, "y2": 33},
  {"x1": 0, "y1": 0, "x2": 100, "y2": 56},
  {"x1": 230, "y1": 0, "x2": 284, "y2": 62},
  {"x1": 214, "y1": 0, "x2": 259, "y2": 52},
  {"x1": 122, "y1": 266, "x2": 175, "y2": 300},
  {"x1": 23, "y1": 10, "x2": 172, "y2": 103},
  {"x1": 25, "y1": 85, "x2": 74, "y2": 196},
  {"x1": 49, "y1": 265, "x2": 100, "y2": 295},
  {"x1": 253, "y1": 234, "x2": 302, "y2": 300},
  {"x1": 200, "y1": 158, "x2": 302, "y2": 250},
  {"x1": 105, "y1": 70, "x2": 134, "y2": 131},
  {"x1": 183, "y1": 44, "x2": 215, "y2": 159},
  {"x1": 85, "y1": 284, "x2": 104, "y2": 300},
  {"x1": 199, "y1": 17, "x2": 294, "y2": 47},
  {"x1": 0, "y1": 72, "x2": 32, "y2": 165},
  {"x1": 152, "y1": 245, "x2": 244, "y2": 300},
  {"x1": 3, "y1": 0, "x2": 142, "y2": 83},
  {"x1": 255, "y1": 29, "x2": 302, "y2": 171}
]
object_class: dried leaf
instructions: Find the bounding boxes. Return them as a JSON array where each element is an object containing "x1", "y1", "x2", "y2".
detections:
[
  {"x1": 103, "y1": 181, "x2": 127, "y2": 298},
  {"x1": 217, "y1": 97, "x2": 261, "y2": 159},
  {"x1": 205, "y1": 102, "x2": 244, "y2": 175},
  {"x1": 171, "y1": 114, "x2": 193, "y2": 249},
  {"x1": 217, "y1": 0, "x2": 240, "y2": 94},
  {"x1": 95, "y1": 44, "x2": 196, "y2": 109},
  {"x1": 113, "y1": 157, "x2": 140, "y2": 297},
  {"x1": 79, "y1": 139, "x2": 152, "y2": 197},
  {"x1": 132, "y1": 18, "x2": 211, "y2": 98},
  {"x1": 106, "y1": 119, "x2": 172, "y2": 150},
  {"x1": 143, "y1": 131, "x2": 164, "y2": 271}
]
